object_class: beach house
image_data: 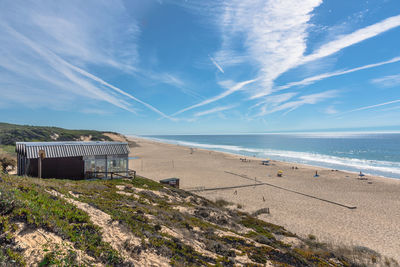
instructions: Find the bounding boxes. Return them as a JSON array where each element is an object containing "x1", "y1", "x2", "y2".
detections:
[{"x1": 16, "y1": 141, "x2": 130, "y2": 179}]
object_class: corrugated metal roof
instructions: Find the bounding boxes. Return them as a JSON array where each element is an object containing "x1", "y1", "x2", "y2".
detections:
[{"x1": 15, "y1": 141, "x2": 130, "y2": 159}]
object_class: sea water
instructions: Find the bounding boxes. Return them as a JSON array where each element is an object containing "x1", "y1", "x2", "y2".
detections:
[{"x1": 143, "y1": 133, "x2": 400, "y2": 179}]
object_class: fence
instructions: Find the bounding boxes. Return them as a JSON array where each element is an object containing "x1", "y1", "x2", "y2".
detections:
[{"x1": 85, "y1": 169, "x2": 136, "y2": 180}]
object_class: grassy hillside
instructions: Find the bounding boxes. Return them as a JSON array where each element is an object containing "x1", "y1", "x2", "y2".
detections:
[
  {"x1": 0, "y1": 122, "x2": 114, "y2": 146},
  {"x1": 1, "y1": 175, "x2": 396, "y2": 266}
]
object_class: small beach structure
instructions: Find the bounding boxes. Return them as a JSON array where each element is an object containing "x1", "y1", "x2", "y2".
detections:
[
  {"x1": 358, "y1": 171, "x2": 367, "y2": 180},
  {"x1": 16, "y1": 141, "x2": 130, "y2": 179},
  {"x1": 261, "y1": 160, "x2": 270, "y2": 165},
  {"x1": 159, "y1": 177, "x2": 180, "y2": 188}
]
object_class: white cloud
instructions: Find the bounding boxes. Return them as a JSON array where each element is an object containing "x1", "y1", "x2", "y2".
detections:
[
  {"x1": 302, "y1": 14, "x2": 400, "y2": 64},
  {"x1": 258, "y1": 90, "x2": 338, "y2": 116},
  {"x1": 158, "y1": 73, "x2": 185, "y2": 88},
  {"x1": 214, "y1": 2, "x2": 400, "y2": 102},
  {"x1": 194, "y1": 105, "x2": 236, "y2": 117},
  {"x1": 143, "y1": 72, "x2": 203, "y2": 100},
  {"x1": 0, "y1": 1, "x2": 139, "y2": 110},
  {"x1": 252, "y1": 13, "x2": 400, "y2": 98},
  {"x1": 381, "y1": 105, "x2": 400, "y2": 112},
  {"x1": 324, "y1": 106, "x2": 338, "y2": 114},
  {"x1": 371, "y1": 73, "x2": 400, "y2": 87},
  {"x1": 0, "y1": 23, "x2": 135, "y2": 112},
  {"x1": 0, "y1": 20, "x2": 175, "y2": 120},
  {"x1": 209, "y1": 55, "x2": 225, "y2": 73},
  {"x1": 216, "y1": 0, "x2": 322, "y2": 97},
  {"x1": 67, "y1": 63, "x2": 176, "y2": 120},
  {"x1": 249, "y1": 92, "x2": 297, "y2": 111},
  {"x1": 172, "y1": 78, "x2": 257, "y2": 116},
  {"x1": 342, "y1": 99, "x2": 400, "y2": 114},
  {"x1": 9, "y1": 0, "x2": 139, "y2": 71},
  {"x1": 271, "y1": 56, "x2": 400, "y2": 94},
  {"x1": 0, "y1": 1, "x2": 177, "y2": 120}
]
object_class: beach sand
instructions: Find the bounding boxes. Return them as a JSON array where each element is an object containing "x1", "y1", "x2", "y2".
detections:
[{"x1": 128, "y1": 137, "x2": 400, "y2": 261}]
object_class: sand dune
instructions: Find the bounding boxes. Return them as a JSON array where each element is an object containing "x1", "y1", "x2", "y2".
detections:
[{"x1": 128, "y1": 137, "x2": 400, "y2": 262}]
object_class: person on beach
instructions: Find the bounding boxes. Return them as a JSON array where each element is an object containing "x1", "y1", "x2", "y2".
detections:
[{"x1": 314, "y1": 171, "x2": 319, "y2": 177}]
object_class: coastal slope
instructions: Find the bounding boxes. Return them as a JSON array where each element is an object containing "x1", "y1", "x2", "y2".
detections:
[{"x1": 1, "y1": 174, "x2": 394, "y2": 266}]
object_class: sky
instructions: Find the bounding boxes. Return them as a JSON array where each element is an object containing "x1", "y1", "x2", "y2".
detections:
[{"x1": 0, "y1": 0, "x2": 400, "y2": 135}]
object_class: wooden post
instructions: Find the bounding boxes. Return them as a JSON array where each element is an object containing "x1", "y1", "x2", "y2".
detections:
[
  {"x1": 38, "y1": 150, "x2": 45, "y2": 178},
  {"x1": 38, "y1": 157, "x2": 42, "y2": 178}
]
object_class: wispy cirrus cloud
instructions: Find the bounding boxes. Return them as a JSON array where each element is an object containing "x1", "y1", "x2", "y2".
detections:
[
  {"x1": 272, "y1": 56, "x2": 400, "y2": 93},
  {"x1": 324, "y1": 106, "x2": 338, "y2": 115},
  {"x1": 14, "y1": 0, "x2": 139, "y2": 71},
  {"x1": 67, "y1": 63, "x2": 176, "y2": 120},
  {"x1": 190, "y1": 2, "x2": 400, "y2": 118},
  {"x1": 371, "y1": 73, "x2": 400, "y2": 87},
  {"x1": 0, "y1": 0, "x2": 176, "y2": 120},
  {"x1": 1, "y1": 22, "x2": 175, "y2": 120},
  {"x1": 194, "y1": 105, "x2": 236, "y2": 117},
  {"x1": 209, "y1": 55, "x2": 225, "y2": 73},
  {"x1": 172, "y1": 78, "x2": 257, "y2": 116},
  {"x1": 0, "y1": 1, "x2": 136, "y2": 109},
  {"x1": 215, "y1": 0, "x2": 323, "y2": 97},
  {"x1": 0, "y1": 22, "x2": 135, "y2": 112},
  {"x1": 249, "y1": 92, "x2": 297, "y2": 112},
  {"x1": 143, "y1": 72, "x2": 204, "y2": 100},
  {"x1": 252, "y1": 13, "x2": 400, "y2": 98},
  {"x1": 301, "y1": 14, "x2": 400, "y2": 64},
  {"x1": 257, "y1": 90, "x2": 338, "y2": 116},
  {"x1": 340, "y1": 99, "x2": 400, "y2": 115}
]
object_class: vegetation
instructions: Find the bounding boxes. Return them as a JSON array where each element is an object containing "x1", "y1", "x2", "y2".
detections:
[
  {"x1": 214, "y1": 198, "x2": 233, "y2": 208},
  {"x1": 0, "y1": 145, "x2": 16, "y2": 155},
  {"x1": 0, "y1": 122, "x2": 114, "y2": 145},
  {"x1": 1, "y1": 174, "x2": 397, "y2": 266},
  {"x1": 0, "y1": 156, "x2": 16, "y2": 173},
  {"x1": 0, "y1": 177, "x2": 123, "y2": 266}
]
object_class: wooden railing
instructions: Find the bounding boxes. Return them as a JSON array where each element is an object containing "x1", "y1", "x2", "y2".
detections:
[{"x1": 85, "y1": 169, "x2": 136, "y2": 179}]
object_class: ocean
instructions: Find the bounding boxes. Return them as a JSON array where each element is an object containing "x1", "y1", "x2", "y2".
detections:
[{"x1": 143, "y1": 133, "x2": 400, "y2": 179}]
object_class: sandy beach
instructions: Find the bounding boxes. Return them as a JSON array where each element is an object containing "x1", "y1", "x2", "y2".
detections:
[{"x1": 128, "y1": 136, "x2": 400, "y2": 261}]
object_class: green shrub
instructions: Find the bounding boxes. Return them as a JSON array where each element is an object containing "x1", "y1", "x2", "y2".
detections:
[
  {"x1": 214, "y1": 198, "x2": 232, "y2": 208},
  {"x1": 0, "y1": 188, "x2": 21, "y2": 216}
]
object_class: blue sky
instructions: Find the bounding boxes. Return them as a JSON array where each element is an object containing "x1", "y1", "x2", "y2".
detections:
[{"x1": 0, "y1": 0, "x2": 400, "y2": 134}]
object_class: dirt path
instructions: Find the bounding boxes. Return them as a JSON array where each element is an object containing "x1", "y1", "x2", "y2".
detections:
[
  {"x1": 48, "y1": 190, "x2": 169, "y2": 266},
  {"x1": 14, "y1": 222, "x2": 98, "y2": 266}
]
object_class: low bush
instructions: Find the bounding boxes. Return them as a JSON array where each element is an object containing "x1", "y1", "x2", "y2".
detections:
[{"x1": 214, "y1": 198, "x2": 232, "y2": 208}]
